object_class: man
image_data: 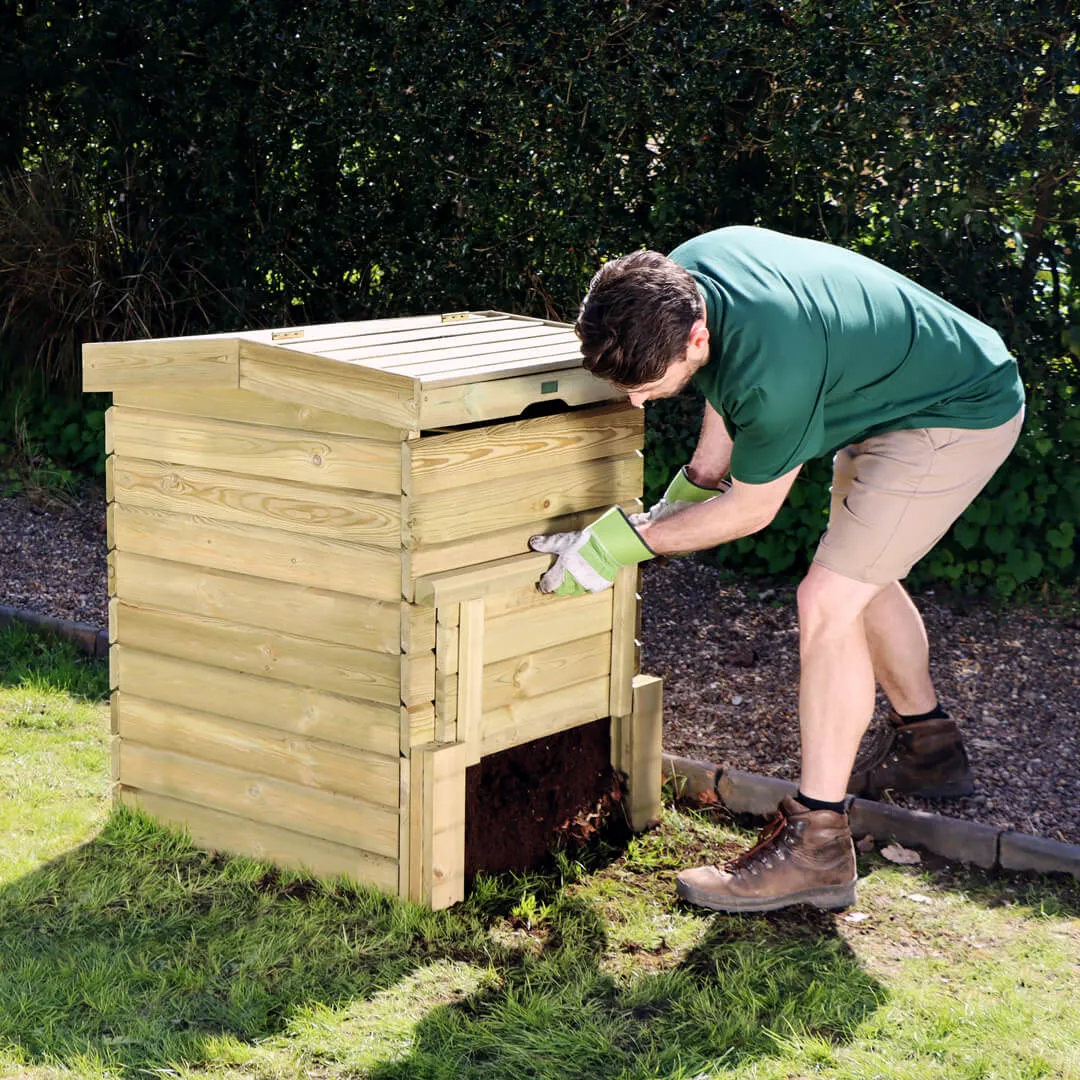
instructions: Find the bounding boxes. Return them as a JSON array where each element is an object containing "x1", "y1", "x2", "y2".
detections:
[{"x1": 529, "y1": 226, "x2": 1025, "y2": 913}]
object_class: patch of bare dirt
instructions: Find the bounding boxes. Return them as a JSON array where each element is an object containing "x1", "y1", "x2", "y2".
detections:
[{"x1": 641, "y1": 557, "x2": 1080, "y2": 846}]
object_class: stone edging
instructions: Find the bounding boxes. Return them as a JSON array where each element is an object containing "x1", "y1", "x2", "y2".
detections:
[
  {"x1": 4, "y1": 606, "x2": 1076, "y2": 880},
  {"x1": 0, "y1": 605, "x2": 110, "y2": 660},
  {"x1": 663, "y1": 752, "x2": 1080, "y2": 881}
]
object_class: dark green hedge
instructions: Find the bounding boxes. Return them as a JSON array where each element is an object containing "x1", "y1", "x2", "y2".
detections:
[{"x1": 3, "y1": 0, "x2": 1078, "y2": 594}]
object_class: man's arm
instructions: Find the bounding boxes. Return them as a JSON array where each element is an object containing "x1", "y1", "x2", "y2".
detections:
[
  {"x1": 637, "y1": 464, "x2": 801, "y2": 556},
  {"x1": 685, "y1": 400, "x2": 733, "y2": 487}
]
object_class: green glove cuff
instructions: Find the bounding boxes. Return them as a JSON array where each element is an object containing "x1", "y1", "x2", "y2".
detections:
[
  {"x1": 665, "y1": 465, "x2": 726, "y2": 504},
  {"x1": 588, "y1": 507, "x2": 655, "y2": 566}
]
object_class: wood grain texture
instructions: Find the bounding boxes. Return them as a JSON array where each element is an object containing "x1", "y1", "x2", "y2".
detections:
[
  {"x1": 414, "y1": 553, "x2": 552, "y2": 608},
  {"x1": 108, "y1": 406, "x2": 402, "y2": 494},
  {"x1": 239, "y1": 340, "x2": 419, "y2": 430},
  {"x1": 110, "y1": 503, "x2": 401, "y2": 601},
  {"x1": 457, "y1": 599, "x2": 484, "y2": 766},
  {"x1": 111, "y1": 457, "x2": 400, "y2": 546},
  {"x1": 114, "y1": 647, "x2": 400, "y2": 756},
  {"x1": 115, "y1": 693, "x2": 399, "y2": 806},
  {"x1": 480, "y1": 676, "x2": 610, "y2": 758},
  {"x1": 110, "y1": 387, "x2": 409, "y2": 442},
  {"x1": 436, "y1": 631, "x2": 612, "y2": 728},
  {"x1": 418, "y1": 366, "x2": 621, "y2": 428},
  {"x1": 112, "y1": 601, "x2": 402, "y2": 705},
  {"x1": 110, "y1": 551, "x2": 416, "y2": 654},
  {"x1": 408, "y1": 742, "x2": 467, "y2": 908},
  {"x1": 407, "y1": 453, "x2": 642, "y2": 546},
  {"x1": 119, "y1": 742, "x2": 399, "y2": 857},
  {"x1": 407, "y1": 506, "x2": 639, "y2": 581},
  {"x1": 319, "y1": 321, "x2": 561, "y2": 366},
  {"x1": 609, "y1": 565, "x2": 641, "y2": 718},
  {"x1": 118, "y1": 788, "x2": 399, "y2": 893},
  {"x1": 83, "y1": 338, "x2": 240, "y2": 392},
  {"x1": 409, "y1": 403, "x2": 642, "y2": 496}
]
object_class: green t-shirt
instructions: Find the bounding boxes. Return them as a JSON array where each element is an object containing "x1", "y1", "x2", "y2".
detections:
[{"x1": 671, "y1": 227, "x2": 1025, "y2": 484}]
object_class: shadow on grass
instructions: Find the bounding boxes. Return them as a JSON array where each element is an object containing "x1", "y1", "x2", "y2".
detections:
[
  {"x1": 368, "y1": 902, "x2": 886, "y2": 1080},
  {"x1": 0, "y1": 807, "x2": 888, "y2": 1079}
]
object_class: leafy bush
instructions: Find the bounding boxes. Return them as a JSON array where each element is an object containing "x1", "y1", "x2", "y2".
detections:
[{"x1": 2, "y1": 0, "x2": 1077, "y2": 595}]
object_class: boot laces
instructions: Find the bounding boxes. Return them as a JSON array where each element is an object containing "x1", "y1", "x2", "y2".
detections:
[
  {"x1": 721, "y1": 809, "x2": 791, "y2": 874},
  {"x1": 851, "y1": 721, "x2": 898, "y2": 774}
]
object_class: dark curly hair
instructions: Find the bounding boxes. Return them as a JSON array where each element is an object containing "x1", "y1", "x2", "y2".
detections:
[{"x1": 574, "y1": 250, "x2": 704, "y2": 386}]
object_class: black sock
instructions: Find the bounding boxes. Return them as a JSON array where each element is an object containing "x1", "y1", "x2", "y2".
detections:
[
  {"x1": 896, "y1": 703, "x2": 950, "y2": 724},
  {"x1": 795, "y1": 790, "x2": 847, "y2": 814}
]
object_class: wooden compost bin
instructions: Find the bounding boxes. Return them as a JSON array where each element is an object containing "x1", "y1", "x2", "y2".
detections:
[{"x1": 83, "y1": 310, "x2": 662, "y2": 909}]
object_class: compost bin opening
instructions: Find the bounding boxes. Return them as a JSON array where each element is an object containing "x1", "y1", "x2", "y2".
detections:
[{"x1": 464, "y1": 717, "x2": 630, "y2": 882}]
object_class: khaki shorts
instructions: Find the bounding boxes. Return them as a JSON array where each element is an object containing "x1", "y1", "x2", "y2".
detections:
[{"x1": 813, "y1": 409, "x2": 1024, "y2": 585}]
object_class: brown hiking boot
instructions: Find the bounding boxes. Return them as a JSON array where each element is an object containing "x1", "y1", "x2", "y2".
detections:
[
  {"x1": 675, "y1": 796, "x2": 857, "y2": 913},
  {"x1": 847, "y1": 709, "x2": 974, "y2": 800}
]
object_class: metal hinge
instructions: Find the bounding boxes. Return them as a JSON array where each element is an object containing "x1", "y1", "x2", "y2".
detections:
[
  {"x1": 440, "y1": 311, "x2": 471, "y2": 323},
  {"x1": 271, "y1": 329, "x2": 305, "y2": 341}
]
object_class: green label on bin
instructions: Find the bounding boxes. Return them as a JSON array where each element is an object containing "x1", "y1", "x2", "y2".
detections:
[{"x1": 541, "y1": 380, "x2": 559, "y2": 394}]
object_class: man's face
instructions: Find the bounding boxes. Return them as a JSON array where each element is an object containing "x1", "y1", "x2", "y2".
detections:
[{"x1": 622, "y1": 320, "x2": 710, "y2": 407}]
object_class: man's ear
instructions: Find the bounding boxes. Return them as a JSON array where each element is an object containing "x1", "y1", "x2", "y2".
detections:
[{"x1": 687, "y1": 318, "x2": 709, "y2": 351}]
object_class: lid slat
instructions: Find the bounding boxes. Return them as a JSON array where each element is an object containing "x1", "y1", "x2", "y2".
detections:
[
  {"x1": 318, "y1": 324, "x2": 567, "y2": 366},
  {"x1": 389, "y1": 341, "x2": 582, "y2": 380}
]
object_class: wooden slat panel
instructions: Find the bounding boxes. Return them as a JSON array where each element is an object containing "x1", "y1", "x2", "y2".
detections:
[
  {"x1": 322, "y1": 324, "x2": 563, "y2": 365},
  {"x1": 114, "y1": 647, "x2": 399, "y2": 756},
  {"x1": 614, "y1": 674, "x2": 664, "y2": 831},
  {"x1": 111, "y1": 551, "x2": 410, "y2": 654},
  {"x1": 287, "y1": 315, "x2": 517, "y2": 357},
  {"x1": 415, "y1": 352, "x2": 584, "y2": 385},
  {"x1": 401, "y1": 650, "x2": 436, "y2": 710},
  {"x1": 402, "y1": 702, "x2": 436, "y2": 752},
  {"x1": 609, "y1": 565, "x2": 641, "y2": 718},
  {"x1": 414, "y1": 553, "x2": 551, "y2": 608},
  {"x1": 108, "y1": 406, "x2": 402, "y2": 495},
  {"x1": 485, "y1": 590, "x2": 613, "y2": 666},
  {"x1": 119, "y1": 743, "x2": 399, "y2": 858},
  {"x1": 437, "y1": 631, "x2": 611, "y2": 727},
  {"x1": 408, "y1": 454, "x2": 642, "y2": 547},
  {"x1": 113, "y1": 602, "x2": 401, "y2": 705},
  {"x1": 410, "y1": 403, "x2": 643, "y2": 496},
  {"x1": 119, "y1": 788, "x2": 399, "y2": 893},
  {"x1": 407, "y1": 505, "x2": 639, "y2": 582},
  {"x1": 112, "y1": 457, "x2": 400, "y2": 547},
  {"x1": 110, "y1": 387, "x2": 408, "y2": 442},
  {"x1": 239, "y1": 341, "x2": 419, "y2": 430},
  {"x1": 83, "y1": 339, "x2": 239, "y2": 393},
  {"x1": 116, "y1": 694, "x2": 399, "y2": 806},
  {"x1": 111, "y1": 503, "x2": 401, "y2": 601},
  {"x1": 457, "y1": 599, "x2": 484, "y2": 766},
  {"x1": 425, "y1": 742, "x2": 467, "y2": 909},
  {"x1": 437, "y1": 590, "x2": 613, "y2": 677},
  {"x1": 388, "y1": 341, "x2": 577, "y2": 379},
  {"x1": 481, "y1": 677, "x2": 610, "y2": 758},
  {"x1": 418, "y1": 367, "x2": 621, "y2": 428}
]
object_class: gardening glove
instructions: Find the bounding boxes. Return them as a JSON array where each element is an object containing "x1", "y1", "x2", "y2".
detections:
[
  {"x1": 629, "y1": 465, "x2": 731, "y2": 526},
  {"x1": 529, "y1": 506, "x2": 654, "y2": 596}
]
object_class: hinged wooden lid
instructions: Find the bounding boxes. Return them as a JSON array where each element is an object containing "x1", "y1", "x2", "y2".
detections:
[{"x1": 83, "y1": 311, "x2": 623, "y2": 431}]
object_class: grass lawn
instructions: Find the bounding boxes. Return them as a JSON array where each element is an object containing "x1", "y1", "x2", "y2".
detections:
[{"x1": 1, "y1": 622, "x2": 1078, "y2": 1080}]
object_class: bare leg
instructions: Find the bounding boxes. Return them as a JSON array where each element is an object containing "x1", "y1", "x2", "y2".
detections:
[
  {"x1": 796, "y1": 563, "x2": 885, "y2": 803},
  {"x1": 863, "y1": 582, "x2": 938, "y2": 716}
]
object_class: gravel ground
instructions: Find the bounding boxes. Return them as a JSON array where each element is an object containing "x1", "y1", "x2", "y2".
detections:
[{"x1": 3, "y1": 486, "x2": 1079, "y2": 845}]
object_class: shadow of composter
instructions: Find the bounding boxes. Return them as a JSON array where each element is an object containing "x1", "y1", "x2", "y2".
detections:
[
  {"x1": 0, "y1": 810, "x2": 474, "y2": 1075},
  {"x1": 367, "y1": 902, "x2": 886, "y2": 1080}
]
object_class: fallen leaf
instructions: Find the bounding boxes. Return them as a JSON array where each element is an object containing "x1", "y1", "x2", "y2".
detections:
[
  {"x1": 906, "y1": 893, "x2": 933, "y2": 904},
  {"x1": 881, "y1": 843, "x2": 921, "y2": 865},
  {"x1": 856, "y1": 834, "x2": 876, "y2": 853},
  {"x1": 843, "y1": 911, "x2": 870, "y2": 923}
]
